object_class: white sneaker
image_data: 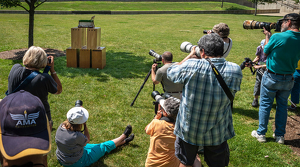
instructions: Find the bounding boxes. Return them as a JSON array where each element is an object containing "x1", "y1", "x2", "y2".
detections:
[
  {"x1": 273, "y1": 133, "x2": 284, "y2": 144},
  {"x1": 251, "y1": 130, "x2": 266, "y2": 143}
]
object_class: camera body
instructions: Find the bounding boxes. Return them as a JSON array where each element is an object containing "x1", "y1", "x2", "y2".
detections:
[
  {"x1": 75, "y1": 100, "x2": 83, "y2": 107},
  {"x1": 203, "y1": 30, "x2": 214, "y2": 34},
  {"x1": 243, "y1": 20, "x2": 281, "y2": 32},
  {"x1": 151, "y1": 91, "x2": 180, "y2": 114},
  {"x1": 240, "y1": 57, "x2": 255, "y2": 70},
  {"x1": 180, "y1": 42, "x2": 201, "y2": 57},
  {"x1": 149, "y1": 50, "x2": 162, "y2": 61}
]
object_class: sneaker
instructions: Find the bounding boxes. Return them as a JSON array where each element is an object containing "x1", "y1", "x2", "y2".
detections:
[
  {"x1": 252, "y1": 99, "x2": 259, "y2": 107},
  {"x1": 287, "y1": 106, "x2": 297, "y2": 111},
  {"x1": 273, "y1": 133, "x2": 284, "y2": 144},
  {"x1": 125, "y1": 134, "x2": 135, "y2": 144},
  {"x1": 251, "y1": 130, "x2": 266, "y2": 143},
  {"x1": 123, "y1": 125, "x2": 132, "y2": 138}
]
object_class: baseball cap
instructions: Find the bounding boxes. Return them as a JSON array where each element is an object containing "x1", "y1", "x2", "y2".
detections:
[
  {"x1": 0, "y1": 90, "x2": 51, "y2": 160},
  {"x1": 67, "y1": 107, "x2": 89, "y2": 124},
  {"x1": 278, "y1": 13, "x2": 300, "y2": 21},
  {"x1": 260, "y1": 39, "x2": 265, "y2": 47}
]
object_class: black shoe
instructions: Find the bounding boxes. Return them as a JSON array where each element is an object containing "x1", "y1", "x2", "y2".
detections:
[
  {"x1": 123, "y1": 125, "x2": 132, "y2": 138},
  {"x1": 252, "y1": 99, "x2": 259, "y2": 107},
  {"x1": 287, "y1": 106, "x2": 297, "y2": 111},
  {"x1": 125, "y1": 134, "x2": 134, "y2": 144}
]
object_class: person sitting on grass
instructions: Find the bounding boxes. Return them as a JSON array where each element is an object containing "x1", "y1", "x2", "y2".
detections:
[
  {"x1": 145, "y1": 97, "x2": 201, "y2": 167},
  {"x1": 55, "y1": 105, "x2": 134, "y2": 167}
]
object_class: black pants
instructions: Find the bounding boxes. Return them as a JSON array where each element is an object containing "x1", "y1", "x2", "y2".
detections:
[{"x1": 204, "y1": 141, "x2": 230, "y2": 167}]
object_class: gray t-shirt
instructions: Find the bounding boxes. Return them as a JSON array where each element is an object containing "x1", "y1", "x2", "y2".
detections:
[
  {"x1": 55, "y1": 124, "x2": 87, "y2": 166},
  {"x1": 155, "y1": 63, "x2": 183, "y2": 92}
]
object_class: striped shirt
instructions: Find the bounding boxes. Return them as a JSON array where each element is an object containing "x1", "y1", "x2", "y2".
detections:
[{"x1": 167, "y1": 58, "x2": 242, "y2": 146}]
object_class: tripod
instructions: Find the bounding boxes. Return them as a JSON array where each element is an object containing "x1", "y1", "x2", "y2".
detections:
[{"x1": 130, "y1": 59, "x2": 161, "y2": 106}]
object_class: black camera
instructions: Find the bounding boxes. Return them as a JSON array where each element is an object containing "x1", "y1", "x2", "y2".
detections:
[
  {"x1": 151, "y1": 91, "x2": 180, "y2": 114},
  {"x1": 240, "y1": 58, "x2": 255, "y2": 70},
  {"x1": 48, "y1": 57, "x2": 51, "y2": 64},
  {"x1": 75, "y1": 100, "x2": 83, "y2": 107},
  {"x1": 203, "y1": 30, "x2": 214, "y2": 34},
  {"x1": 149, "y1": 50, "x2": 162, "y2": 61},
  {"x1": 180, "y1": 42, "x2": 201, "y2": 57},
  {"x1": 243, "y1": 20, "x2": 281, "y2": 32}
]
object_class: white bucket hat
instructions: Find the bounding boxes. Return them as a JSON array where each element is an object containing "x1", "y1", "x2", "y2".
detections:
[{"x1": 67, "y1": 107, "x2": 89, "y2": 124}]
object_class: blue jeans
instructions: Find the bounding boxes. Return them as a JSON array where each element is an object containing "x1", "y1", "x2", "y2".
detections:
[
  {"x1": 291, "y1": 70, "x2": 300, "y2": 104},
  {"x1": 257, "y1": 71, "x2": 294, "y2": 136}
]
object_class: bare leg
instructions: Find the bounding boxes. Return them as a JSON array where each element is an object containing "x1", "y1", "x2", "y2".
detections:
[
  {"x1": 192, "y1": 155, "x2": 202, "y2": 167},
  {"x1": 112, "y1": 134, "x2": 126, "y2": 147}
]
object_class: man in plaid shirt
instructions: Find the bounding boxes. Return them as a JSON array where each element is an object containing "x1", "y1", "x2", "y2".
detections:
[{"x1": 167, "y1": 33, "x2": 242, "y2": 167}]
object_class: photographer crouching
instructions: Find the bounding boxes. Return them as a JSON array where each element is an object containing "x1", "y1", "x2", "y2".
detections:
[
  {"x1": 151, "y1": 51, "x2": 183, "y2": 99},
  {"x1": 145, "y1": 94, "x2": 201, "y2": 167}
]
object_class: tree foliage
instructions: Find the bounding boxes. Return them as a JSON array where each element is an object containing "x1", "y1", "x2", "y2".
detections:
[{"x1": 0, "y1": 0, "x2": 47, "y2": 48}]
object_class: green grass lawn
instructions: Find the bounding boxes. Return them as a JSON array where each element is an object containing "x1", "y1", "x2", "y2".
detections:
[
  {"x1": 0, "y1": 5, "x2": 299, "y2": 167},
  {"x1": 0, "y1": 1, "x2": 253, "y2": 11}
]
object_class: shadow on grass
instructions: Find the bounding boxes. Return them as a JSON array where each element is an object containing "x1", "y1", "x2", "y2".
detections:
[
  {"x1": 233, "y1": 107, "x2": 275, "y2": 120},
  {"x1": 90, "y1": 143, "x2": 139, "y2": 167},
  {"x1": 53, "y1": 50, "x2": 152, "y2": 81}
]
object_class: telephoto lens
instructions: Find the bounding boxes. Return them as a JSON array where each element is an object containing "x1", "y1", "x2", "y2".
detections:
[
  {"x1": 180, "y1": 42, "x2": 200, "y2": 57},
  {"x1": 75, "y1": 100, "x2": 83, "y2": 107},
  {"x1": 149, "y1": 50, "x2": 162, "y2": 61}
]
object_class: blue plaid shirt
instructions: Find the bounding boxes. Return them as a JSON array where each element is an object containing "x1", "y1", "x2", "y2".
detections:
[{"x1": 167, "y1": 58, "x2": 242, "y2": 146}]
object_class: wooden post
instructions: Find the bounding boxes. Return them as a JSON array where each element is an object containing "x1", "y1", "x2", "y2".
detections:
[
  {"x1": 71, "y1": 27, "x2": 86, "y2": 49},
  {"x1": 87, "y1": 27, "x2": 101, "y2": 49},
  {"x1": 91, "y1": 47, "x2": 106, "y2": 69},
  {"x1": 66, "y1": 47, "x2": 78, "y2": 68},
  {"x1": 79, "y1": 49, "x2": 91, "y2": 68}
]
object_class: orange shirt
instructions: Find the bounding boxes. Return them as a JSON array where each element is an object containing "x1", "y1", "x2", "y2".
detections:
[{"x1": 145, "y1": 119, "x2": 180, "y2": 167}]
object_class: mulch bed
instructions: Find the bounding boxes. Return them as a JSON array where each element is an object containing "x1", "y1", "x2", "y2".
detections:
[{"x1": 0, "y1": 48, "x2": 65, "y2": 60}]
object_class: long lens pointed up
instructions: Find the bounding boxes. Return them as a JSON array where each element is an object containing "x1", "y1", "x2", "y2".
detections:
[{"x1": 149, "y1": 50, "x2": 162, "y2": 61}]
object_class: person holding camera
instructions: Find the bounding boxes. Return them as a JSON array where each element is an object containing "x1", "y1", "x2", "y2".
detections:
[
  {"x1": 250, "y1": 39, "x2": 267, "y2": 107},
  {"x1": 55, "y1": 104, "x2": 134, "y2": 167},
  {"x1": 167, "y1": 33, "x2": 242, "y2": 167},
  {"x1": 288, "y1": 60, "x2": 300, "y2": 111},
  {"x1": 145, "y1": 97, "x2": 201, "y2": 167},
  {"x1": 207, "y1": 23, "x2": 232, "y2": 58},
  {"x1": 7, "y1": 46, "x2": 62, "y2": 131},
  {"x1": 251, "y1": 13, "x2": 300, "y2": 144},
  {"x1": 151, "y1": 51, "x2": 183, "y2": 99}
]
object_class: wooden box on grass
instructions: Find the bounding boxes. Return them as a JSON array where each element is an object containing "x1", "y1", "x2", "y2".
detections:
[
  {"x1": 79, "y1": 49, "x2": 91, "y2": 68},
  {"x1": 87, "y1": 27, "x2": 101, "y2": 49},
  {"x1": 91, "y1": 47, "x2": 106, "y2": 69},
  {"x1": 71, "y1": 27, "x2": 86, "y2": 49},
  {"x1": 66, "y1": 47, "x2": 78, "y2": 68}
]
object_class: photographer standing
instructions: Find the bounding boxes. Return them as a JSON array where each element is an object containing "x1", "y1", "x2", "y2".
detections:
[
  {"x1": 7, "y1": 46, "x2": 62, "y2": 131},
  {"x1": 151, "y1": 51, "x2": 183, "y2": 99},
  {"x1": 207, "y1": 23, "x2": 232, "y2": 58},
  {"x1": 251, "y1": 39, "x2": 267, "y2": 107},
  {"x1": 251, "y1": 13, "x2": 300, "y2": 144},
  {"x1": 167, "y1": 33, "x2": 242, "y2": 167}
]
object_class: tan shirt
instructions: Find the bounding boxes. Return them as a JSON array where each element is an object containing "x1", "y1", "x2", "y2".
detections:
[{"x1": 145, "y1": 119, "x2": 180, "y2": 167}]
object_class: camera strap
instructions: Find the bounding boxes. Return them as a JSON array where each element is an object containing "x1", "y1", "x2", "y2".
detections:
[
  {"x1": 205, "y1": 58, "x2": 234, "y2": 109},
  {"x1": 223, "y1": 39, "x2": 231, "y2": 56},
  {"x1": 160, "y1": 116, "x2": 175, "y2": 123},
  {"x1": 5, "y1": 71, "x2": 40, "y2": 96}
]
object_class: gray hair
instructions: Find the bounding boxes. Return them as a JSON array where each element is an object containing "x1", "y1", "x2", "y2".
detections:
[
  {"x1": 197, "y1": 33, "x2": 224, "y2": 57},
  {"x1": 162, "y1": 51, "x2": 173, "y2": 62},
  {"x1": 164, "y1": 97, "x2": 180, "y2": 121},
  {"x1": 23, "y1": 46, "x2": 47, "y2": 69}
]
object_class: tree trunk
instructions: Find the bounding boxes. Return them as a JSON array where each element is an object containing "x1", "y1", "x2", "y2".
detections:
[
  {"x1": 28, "y1": 5, "x2": 35, "y2": 48},
  {"x1": 255, "y1": 0, "x2": 258, "y2": 16},
  {"x1": 221, "y1": 0, "x2": 223, "y2": 8}
]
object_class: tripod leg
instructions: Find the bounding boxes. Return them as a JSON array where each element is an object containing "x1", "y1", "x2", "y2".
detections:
[{"x1": 130, "y1": 69, "x2": 152, "y2": 106}]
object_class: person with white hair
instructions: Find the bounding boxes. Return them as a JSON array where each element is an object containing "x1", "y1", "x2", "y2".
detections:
[{"x1": 55, "y1": 104, "x2": 134, "y2": 167}]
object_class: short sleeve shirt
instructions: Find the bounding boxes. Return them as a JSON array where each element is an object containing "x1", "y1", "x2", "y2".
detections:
[
  {"x1": 155, "y1": 63, "x2": 183, "y2": 92},
  {"x1": 55, "y1": 124, "x2": 88, "y2": 166}
]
